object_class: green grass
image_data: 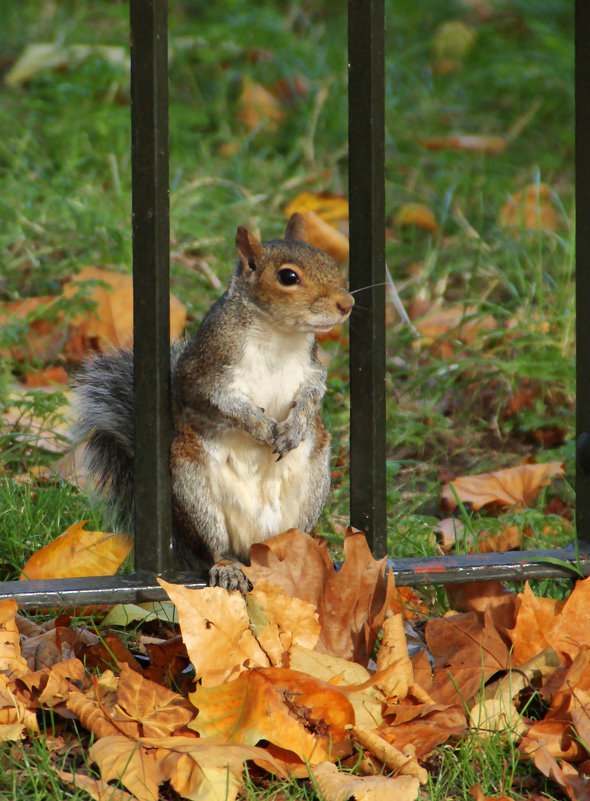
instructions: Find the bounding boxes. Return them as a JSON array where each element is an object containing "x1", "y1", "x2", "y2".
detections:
[{"x1": 0, "y1": 0, "x2": 576, "y2": 798}]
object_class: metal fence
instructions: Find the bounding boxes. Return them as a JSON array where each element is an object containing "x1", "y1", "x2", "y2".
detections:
[{"x1": 1, "y1": 0, "x2": 587, "y2": 608}]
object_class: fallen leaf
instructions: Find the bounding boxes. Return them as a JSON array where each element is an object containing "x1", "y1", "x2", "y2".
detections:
[
  {"x1": 441, "y1": 461, "x2": 565, "y2": 511},
  {"x1": 190, "y1": 666, "x2": 354, "y2": 764},
  {"x1": 432, "y1": 20, "x2": 477, "y2": 71},
  {"x1": 505, "y1": 583, "x2": 565, "y2": 664},
  {"x1": 23, "y1": 366, "x2": 70, "y2": 388},
  {"x1": 245, "y1": 528, "x2": 398, "y2": 664},
  {"x1": 246, "y1": 580, "x2": 321, "y2": 666},
  {"x1": 63, "y1": 266, "x2": 186, "y2": 352},
  {"x1": 91, "y1": 736, "x2": 286, "y2": 801},
  {"x1": 0, "y1": 599, "x2": 30, "y2": 679},
  {"x1": 284, "y1": 192, "x2": 349, "y2": 226},
  {"x1": 425, "y1": 610, "x2": 510, "y2": 705},
  {"x1": 0, "y1": 295, "x2": 65, "y2": 363},
  {"x1": 20, "y1": 521, "x2": 133, "y2": 580},
  {"x1": 311, "y1": 760, "x2": 420, "y2": 801},
  {"x1": 4, "y1": 43, "x2": 127, "y2": 85},
  {"x1": 352, "y1": 725, "x2": 428, "y2": 784},
  {"x1": 55, "y1": 770, "x2": 136, "y2": 801},
  {"x1": 499, "y1": 183, "x2": 562, "y2": 231},
  {"x1": 296, "y1": 210, "x2": 349, "y2": 263},
  {"x1": 236, "y1": 77, "x2": 285, "y2": 131},
  {"x1": 422, "y1": 134, "x2": 506, "y2": 155},
  {"x1": 157, "y1": 580, "x2": 269, "y2": 686},
  {"x1": 395, "y1": 203, "x2": 438, "y2": 233},
  {"x1": 76, "y1": 634, "x2": 144, "y2": 675}
]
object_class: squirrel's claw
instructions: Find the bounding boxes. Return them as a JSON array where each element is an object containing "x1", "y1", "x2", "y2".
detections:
[{"x1": 209, "y1": 560, "x2": 252, "y2": 594}]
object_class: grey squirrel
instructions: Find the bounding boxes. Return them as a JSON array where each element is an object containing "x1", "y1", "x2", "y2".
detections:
[{"x1": 72, "y1": 213, "x2": 354, "y2": 592}]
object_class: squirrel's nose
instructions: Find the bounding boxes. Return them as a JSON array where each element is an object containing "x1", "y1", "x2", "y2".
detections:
[{"x1": 337, "y1": 294, "x2": 355, "y2": 316}]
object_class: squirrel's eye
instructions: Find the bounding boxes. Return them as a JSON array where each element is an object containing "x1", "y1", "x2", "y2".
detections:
[{"x1": 277, "y1": 268, "x2": 299, "y2": 286}]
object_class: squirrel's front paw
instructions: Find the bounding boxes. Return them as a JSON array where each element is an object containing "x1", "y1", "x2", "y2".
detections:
[
  {"x1": 209, "y1": 559, "x2": 252, "y2": 594},
  {"x1": 273, "y1": 416, "x2": 305, "y2": 460}
]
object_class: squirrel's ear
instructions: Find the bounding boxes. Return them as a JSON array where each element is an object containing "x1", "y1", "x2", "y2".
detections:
[
  {"x1": 236, "y1": 226, "x2": 264, "y2": 274},
  {"x1": 284, "y1": 213, "x2": 307, "y2": 242}
]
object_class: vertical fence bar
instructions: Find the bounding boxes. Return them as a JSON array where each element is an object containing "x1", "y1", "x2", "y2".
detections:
[
  {"x1": 130, "y1": 0, "x2": 174, "y2": 573},
  {"x1": 347, "y1": 0, "x2": 387, "y2": 556},
  {"x1": 576, "y1": 0, "x2": 590, "y2": 543}
]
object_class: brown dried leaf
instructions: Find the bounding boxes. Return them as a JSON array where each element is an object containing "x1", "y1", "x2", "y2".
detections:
[
  {"x1": 20, "y1": 521, "x2": 132, "y2": 580},
  {"x1": 379, "y1": 703, "x2": 467, "y2": 759},
  {"x1": 441, "y1": 461, "x2": 565, "y2": 511},
  {"x1": 157, "y1": 580, "x2": 269, "y2": 686},
  {"x1": 425, "y1": 611, "x2": 509, "y2": 705},
  {"x1": 245, "y1": 528, "x2": 398, "y2": 664},
  {"x1": 505, "y1": 582, "x2": 566, "y2": 664},
  {"x1": 190, "y1": 666, "x2": 354, "y2": 764},
  {"x1": 312, "y1": 760, "x2": 420, "y2": 801}
]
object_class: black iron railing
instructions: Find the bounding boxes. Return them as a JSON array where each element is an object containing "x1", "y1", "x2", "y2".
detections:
[{"x1": 0, "y1": 0, "x2": 585, "y2": 608}]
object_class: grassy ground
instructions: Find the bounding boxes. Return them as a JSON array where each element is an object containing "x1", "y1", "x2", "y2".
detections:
[{"x1": 0, "y1": 0, "x2": 575, "y2": 798}]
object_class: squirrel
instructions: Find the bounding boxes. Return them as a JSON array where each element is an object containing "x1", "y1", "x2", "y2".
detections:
[{"x1": 72, "y1": 213, "x2": 354, "y2": 592}]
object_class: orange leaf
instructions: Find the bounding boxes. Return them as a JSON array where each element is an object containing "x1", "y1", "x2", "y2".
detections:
[
  {"x1": 499, "y1": 183, "x2": 562, "y2": 231},
  {"x1": 296, "y1": 210, "x2": 349, "y2": 264},
  {"x1": 20, "y1": 521, "x2": 132, "y2": 580},
  {"x1": 441, "y1": 461, "x2": 565, "y2": 511},
  {"x1": 395, "y1": 203, "x2": 438, "y2": 233},
  {"x1": 157, "y1": 580, "x2": 269, "y2": 686},
  {"x1": 190, "y1": 666, "x2": 354, "y2": 764},
  {"x1": 236, "y1": 77, "x2": 285, "y2": 131},
  {"x1": 63, "y1": 266, "x2": 186, "y2": 352}
]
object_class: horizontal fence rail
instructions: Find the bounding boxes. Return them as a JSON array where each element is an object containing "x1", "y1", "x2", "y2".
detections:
[{"x1": 0, "y1": 0, "x2": 584, "y2": 608}]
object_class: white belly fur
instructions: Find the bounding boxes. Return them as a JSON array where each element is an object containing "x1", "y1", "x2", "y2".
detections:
[
  {"x1": 204, "y1": 431, "x2": 314, "y2": 559},
  {"x1": 228, "y1": 325, "x2": 315, "y2": 420},
  {"x1": 210, "y1": 323, "x2": 319, "y2": 558}
]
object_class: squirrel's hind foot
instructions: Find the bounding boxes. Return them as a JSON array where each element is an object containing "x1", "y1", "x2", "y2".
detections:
[{"x1": 209, "y1": 558, "x2": 252, "y2": 594}]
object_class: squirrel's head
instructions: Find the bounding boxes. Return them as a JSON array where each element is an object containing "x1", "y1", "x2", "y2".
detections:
[{"x1": 234, "y1": 213, "x2": 354, "y2": 334}]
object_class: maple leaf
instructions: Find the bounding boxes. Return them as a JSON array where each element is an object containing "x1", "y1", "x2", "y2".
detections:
[
  {"x1": 441, "y1": 461, "x2": 565, "y2": 511},
  {"x1": 157, "y1": 580, "x2": 269, "y2": 686},
  {"x1": 245, "y1": 528, "x2": 398, "y2": 664},
  {"x1": 245, "y1": 580, "x2": 321, "y2": 666},
  {"x1": 424, "y1": 611, "x2": 510, "y2": 706},
  {"x1": 67, "y1": 663, "x2": 195, "y2": 740},
  {"x1": 20, "y1": 521, "x2": 132, "y2": 581},
  {"x1": 91, "y1": 735, "x2": 287, "y2": 801},
  {"x1": 190, "y1": 666, "x2": 354, "y2": 764}
]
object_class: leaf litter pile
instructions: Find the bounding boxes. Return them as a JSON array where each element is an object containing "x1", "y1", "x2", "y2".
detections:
[{"x1": 2, "y1": 526, "x2": 590, "y2": 801}]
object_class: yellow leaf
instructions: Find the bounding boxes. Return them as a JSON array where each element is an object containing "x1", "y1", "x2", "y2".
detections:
[
  {"x1": 157, "y1": 580, "x2": 269, "y2": 686},
  {"x1": 311, "y1": 761, "x2": 420, "y2": 801},
  {"x1": 395, "y1": 203, "x2": 438, "y2": 233},
  {"x1": 20, "y1": 521, "x2": 132, "y2": 580},
  {"x1": 0, "y1": 599, "x2": 30, "y2": 679}
]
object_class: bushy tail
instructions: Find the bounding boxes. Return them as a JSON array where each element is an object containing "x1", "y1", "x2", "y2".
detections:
[{"x1": 72, "y1": 349, "x2": 135, "y2": 527}]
